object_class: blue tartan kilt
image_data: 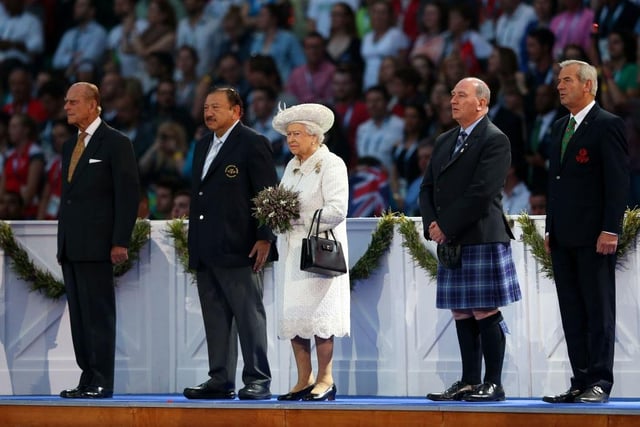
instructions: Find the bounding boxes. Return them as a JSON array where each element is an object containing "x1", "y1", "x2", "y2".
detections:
[{"x1": 436, "y1": 242, "x2": 521, "y2": 310}]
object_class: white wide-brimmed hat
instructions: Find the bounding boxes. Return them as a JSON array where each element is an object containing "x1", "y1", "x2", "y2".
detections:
[{"x1": 271, "y1": 103, "x2": 335, "y2": 135}]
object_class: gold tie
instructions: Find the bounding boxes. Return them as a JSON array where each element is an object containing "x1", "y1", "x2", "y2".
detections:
[{"x1": 68, "y1": 131, "x2": 87, "y2": 181}]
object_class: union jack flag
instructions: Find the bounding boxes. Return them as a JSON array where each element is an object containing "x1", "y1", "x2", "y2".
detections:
[{"x1": 348, "y1": 165, "x2": 391, "y2": 217}]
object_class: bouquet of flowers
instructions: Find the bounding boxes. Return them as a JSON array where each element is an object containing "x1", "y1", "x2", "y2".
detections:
[{"x1": 252, "y1": 186, "x2": 301, "y2": 234}]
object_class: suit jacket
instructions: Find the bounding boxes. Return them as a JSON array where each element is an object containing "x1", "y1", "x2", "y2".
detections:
[
  {"x1": 420, "y1": 115, "x2": 514, "y2": 245},
  {"x1": 57, "y1": 121, "x2": 140, "y2": 262},
  {"x1": 188, "y1": 122, "x2": 278, "y2": 269},
  {"x1": 545, "y1": 104, "x2": 629, "y2": 247}
]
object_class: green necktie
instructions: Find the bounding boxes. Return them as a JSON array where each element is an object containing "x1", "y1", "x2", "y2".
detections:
[{"x1": 560, "y1": 117, "x2": 576, "y2": 160}]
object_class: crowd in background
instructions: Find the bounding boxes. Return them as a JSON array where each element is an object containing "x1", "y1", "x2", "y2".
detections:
[{"x1": 0, "y1": 0, "x2": 638, "y2": 221}]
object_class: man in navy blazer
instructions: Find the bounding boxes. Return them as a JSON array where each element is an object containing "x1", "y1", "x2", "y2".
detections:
[
  {"x1": 543, "y1": 60, "x2": 629, "y2": 404},
  {"x1": 184, "y1": 87, "x2": 278, "y2": 400},
  {"x1": 58, "y1": 82, "x2": 140, "y2": 399}
]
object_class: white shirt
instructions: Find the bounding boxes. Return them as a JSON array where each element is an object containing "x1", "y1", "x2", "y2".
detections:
[
  {"x1": 176, "y1": 13, "x2": 219, "y2": 78},
  {"x1": 361, "y1": 27, "x2": 409, "y2": 89},
  {"x1": 0, "y1": 10, "x2": 44, "y2": 63},
  {"x1": 356, "y1": 115, "x2": 404, "y2": 171},
  {"x1": 201, "y1": 120, "x2": 240, "y2": 179}
]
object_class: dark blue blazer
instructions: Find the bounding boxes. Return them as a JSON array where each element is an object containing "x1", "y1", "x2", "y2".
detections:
[
  {"x1": 420, "y1": 115, "x2": 514, "y2": 245},
  {"x1": 545, "y1": 104, "x2": 629, "y2": 247},
  {"x1": 188, "y1": 122, "x2": 278, "y2": 269},
  {"x1": 57, "y1": 121, "x2": 140, "y2": 262}
]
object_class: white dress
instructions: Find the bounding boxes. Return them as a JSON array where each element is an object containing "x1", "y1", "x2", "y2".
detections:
[{"x1": 275, "y1": 145, "x2": 351, "y2": 339}]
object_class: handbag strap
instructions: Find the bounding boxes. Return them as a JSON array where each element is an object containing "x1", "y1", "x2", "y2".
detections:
[{"x1": 307, "y1": 208, "x2": 338, "y2": 243}]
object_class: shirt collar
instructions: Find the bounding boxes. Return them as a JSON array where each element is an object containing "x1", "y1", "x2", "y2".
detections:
[
  {"x1": 571, "y1": 100, "x2": 595, "y2": 128},
  {"x1": 215, "y1": 120, "x2": 240, "y2": 144},
  {"x1": 81, "y1": 116, "x2": 102, "y2": 140}
]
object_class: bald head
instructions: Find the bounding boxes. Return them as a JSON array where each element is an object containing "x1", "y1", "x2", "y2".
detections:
[
  {"x1": 65, "y1": 82, "x2": 102, "y2": 130},
  {"x1": 450, "y1": 77, "x2": 491, "y2": 128}
]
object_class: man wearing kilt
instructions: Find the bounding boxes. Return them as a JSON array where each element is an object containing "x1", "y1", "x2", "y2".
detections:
[{"x1": 419, "y1": 77, "x2": 521, "y2": 402}]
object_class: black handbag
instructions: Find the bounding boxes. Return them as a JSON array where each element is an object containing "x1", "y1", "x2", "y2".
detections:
[{"x1": 300, "y1": 209, "x2": 347, "y2": 277}]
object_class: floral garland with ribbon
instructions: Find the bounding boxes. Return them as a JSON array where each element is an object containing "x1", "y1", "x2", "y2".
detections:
[
  {"x1": 517, "y1": 208, "x2": 640, "y2": 279},
  {"x1": 0, "y1": 219, "x2": 151, "y2": 300}
]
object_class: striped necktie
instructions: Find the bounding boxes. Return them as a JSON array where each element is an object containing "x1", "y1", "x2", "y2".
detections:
[
  {"x1": 560, "y1": 117, "x2": 576, "y2": 160},
  {"x1": 451, "y1": 130, "x2": 467, "y2": 158}
]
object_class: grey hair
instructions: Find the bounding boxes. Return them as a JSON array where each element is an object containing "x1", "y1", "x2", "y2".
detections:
[
  {"x1": 559, "y1": 60, "x2": 598, "y2": 96},
  {"x1": 470, "y1": 77, "x2": 491, "y2": 105},
  {"x1": 294, "y1": 120, "x2": 326, "y2": 145}
]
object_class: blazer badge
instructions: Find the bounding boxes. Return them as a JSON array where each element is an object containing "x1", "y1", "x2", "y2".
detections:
[
  {"x1": 225, "y1": 164, "x2": 239, "y2": 178},
  {"x1": 575, "y1": 148, "x2": 589, "y2": 164}
]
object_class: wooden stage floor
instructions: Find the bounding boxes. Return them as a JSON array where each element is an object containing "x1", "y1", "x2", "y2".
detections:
[{"x1": 1, "y1": 394, "x2": 639, "y2": 427}]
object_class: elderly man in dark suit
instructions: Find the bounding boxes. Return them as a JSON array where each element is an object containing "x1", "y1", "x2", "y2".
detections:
[
  {"x1": 543, "y1": 60, "x2": 629, "y2": 404},
  {"x1": 184, "y1": 87, "x2": 278, "y2": 400},
  {"x1": 420, "y1": 77, "x2": 521, "y2": 402},
  {"x1": 58, "y1": 82, "x2": 140, "y2": 399}
]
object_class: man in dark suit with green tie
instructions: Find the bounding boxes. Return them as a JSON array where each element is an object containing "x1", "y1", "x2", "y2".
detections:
[
  {"x1": 57, "y1": 82, "x2": 139, "y2": 399},
  {"x1": 543, "y1": 60, "x2": 629, "y2": 404}
]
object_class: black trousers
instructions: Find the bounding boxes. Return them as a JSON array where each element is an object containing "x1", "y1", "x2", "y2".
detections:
[
  {"x1": 551, "y1": 245, "x2": 616, "y2": 392},
  {"x1": 196, "y1": 264, "x2": 271, "y2": 389},
  {"x1": 62, "y1": 261, "x2": 116, "y2": 390}
]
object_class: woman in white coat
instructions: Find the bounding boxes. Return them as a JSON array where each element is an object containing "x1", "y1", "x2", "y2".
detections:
[{"x1": 272, "y1": 104, "x2": 350, "y2": 401}]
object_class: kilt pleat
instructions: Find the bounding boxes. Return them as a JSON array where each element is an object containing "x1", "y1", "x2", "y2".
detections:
[{"x1": 436, "y1": 242, "x2": 521, "y2": 309}]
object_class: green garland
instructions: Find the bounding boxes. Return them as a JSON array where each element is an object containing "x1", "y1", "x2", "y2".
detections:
[
  {"x1": 164, "y1": 217, "x2": 196, "y2": 282},
  {"x1": 0, "y1": 219, "x2": 150, "y2": 300},
  {"x1": 397, "y1": 216, "x2": 438, "y2": 281},
  {"x1": 517, "y1": 208, "x2": 640, "y2": 279},
  {"x1": 349, "y1": 212, "x2": 397, "y2": 289}
]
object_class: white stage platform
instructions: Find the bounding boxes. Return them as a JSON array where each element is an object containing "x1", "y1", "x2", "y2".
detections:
[{"x1": 1, "y1": 218, "x2": 639, "y2": 398}]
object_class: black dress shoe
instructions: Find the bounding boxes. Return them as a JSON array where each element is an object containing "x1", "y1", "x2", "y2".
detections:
[
  {"x1": 575, "y1": 386, "x2": 609, "y2": 403},
  {"x1": 463, "y1": 382, "x2": 505, "y2": 402},
  {"x1": 238, "y1": 383, "x2": 271, "y2": 400},
  {"x1": 183, "y1": 382, "x2": 236, "y2": 400},
  {"x1": 427, "y1": 381, "x2": 477, "y2": 401},
  {"x1": 80, "y1": 386, "x2": 113, "y2": 399},
  {"x1": 302, "y1": 384, "x2": 336, "y2": 401},
  {"x1": 277, "y1": 384, "x2": 315, "y2": 401},
  {"x1": 542, "y1": 388, "x2": 583, "y2": 403},
  {"x1": 60, "y1": 386, "x2": 86, "y2": 398}
]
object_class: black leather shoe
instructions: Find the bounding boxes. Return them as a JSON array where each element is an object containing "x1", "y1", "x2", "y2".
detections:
[
  {"x1": 463, "y1": 382, "x2": 505, "y2": 402},
  {"x1": 80, "y1": 386, "x2": 113, "y2": 399},
  {"x1": 183, "y1": 382, "x2": 236, "y2": 400},
  {"x1": 277, "y1": 384, "x2": 315, "y2": 401},
  {"x1": 60, "y1": 386, "x2": 86, "y2": 398},
  {"x1": 427, "y1": 381, "x2": 477, "y2": 401},
  {"x1": 238, "y1": 383, "x2": 271, "y2": 400},
  {"x1": 302, "y1": 384, "x2": 336, "y2": 401},
  {"x1": 575, "y1": 386, "x2": 609, "y2": 403},
  {"x1": 542, "y1": 388, "x2": 583, "y2": 403}
]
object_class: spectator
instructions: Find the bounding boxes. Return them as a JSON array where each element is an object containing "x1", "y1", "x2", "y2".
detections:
[
  {"x1": 51, "y1": 0, "x2": 107, "y2": 82},
  {"x1": 593, "y1": 0, "x2": 640, "y2": 63},
  {"x1": 37, "y1": 119, "x2": 74, "y2": 220},
  {"x1": 599, "y1": 30, "x2": 639, "y2": 115},
  {"x1": 360, "y1": 0, "x2": 409, "y2": 89},
  {"x1": 410, "y1": 0, "x2": 448, "y2": 66},
  {"x1": 528, "y1": 191, "x2": 547, "y2": 215},
  {"x1": 0, "y1": 0, "x2": 44, "y2": 88},
  {"x1": 307, "y1": 0, "x2": 358, "y2": 39},
  {"x1": 404, "y1": 140, "x2": 434, "y2": 216},
  {"x1": 215, "y1": 5, "x2": 253, "y2": 65},
  {"x1": 108, "y1": 0, "x2": 149, "y2": 79},
  {"x1": 148, "y1": 79, "x2": 195, "y2": 141},
  {"x1": 2, "y1": 66, "x2": 48, "y2": 124},
  {"x1": 325, "y1": 2, "x2": 363, "y2": 71},
  {"x1": 390, "y1": 103, "x2": 428, "y2": 211},
  {"x1": 356, "y1": 85, "x2": 404, "y2": 172},
  {"x1": 0, "y1": 113, "x2": 45, "y2": 219},
  {"x1": 550, "y1": 0, "x2": 595, "y2": 61},
  {"x1": 286, "y1": 32, "x2": 335, "y2": 104},
  {"x1": 247, "y1": 86, "x2": 286, "y2": 172},
  {"x1": 502, "y1": 164, "x2": 531, "y2": 215},
  {"x1": 112, "y1": 88, "x2": 155, "y2": 159},
  {"x1": 176, "y1": 0, "x2": 218, "y2": 79},
  {"x1": 388, "y1": 66, "x2": 427, "y2": 117},
  {"x1": 99, "y1": 70, "x2": 126, "y2": 124},
  {"x1": 519, "y1": 0, "x2": 557, "y2": 70},
  {"x1": 150, "y1": 176, "x2": 177, "y2": 220},
  {"x1": 142, "y1": 51, "x2": 175, "y2": 102},
  {"x1": 249, "y1": 3, "x2": 305, "y2": 82},
  {"x1": 174, "y1": 45, "x2": 199, "y2": 111},
  {"x1": 0, "y1": 190, "x2": 24, "y2": 220},
  {"x1": 441, "y1": 4, "x2": 492, "y2": 77},
  {"x1": 138, "y1": 120, "x2": 188, "y2": 189},
  {"x1": 170, "y1": 188, "x2": 191, "y2": 219},
  {"x1": 331, "y1": 64, "x2": 369, "y2": 170},
  {"x1": 37, "y1": 78, "x2": 69, "y2": 160},
  {"x1": 523, "y1": 28, "x2": 556, "y2": 115},
  {"x1": 123, "y1": 0, "x2": 176, "y2": 58},
  {"x1": 494, "y1": 0, "x2": 536, "y2": 65},
  {"x1": 410, "y1": 54, "x2": 437, "y2": 98}
]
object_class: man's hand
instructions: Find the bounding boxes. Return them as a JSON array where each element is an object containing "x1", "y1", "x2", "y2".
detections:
[
  {"x1": 596, "y1": 232, "x2": 618, "y2": 255},
  {"x1": 544, "y1": 235, "x2": 551, "y2": 254},
  {"x1": 249, "y1": 240, "x2": 271, "y2": 272},
  {"x1": 428, "y1": 221, "x2": 447, "y2": 244},
  {"x1": 111, "y1": 246, "x2": 129, "y2": 264}
]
